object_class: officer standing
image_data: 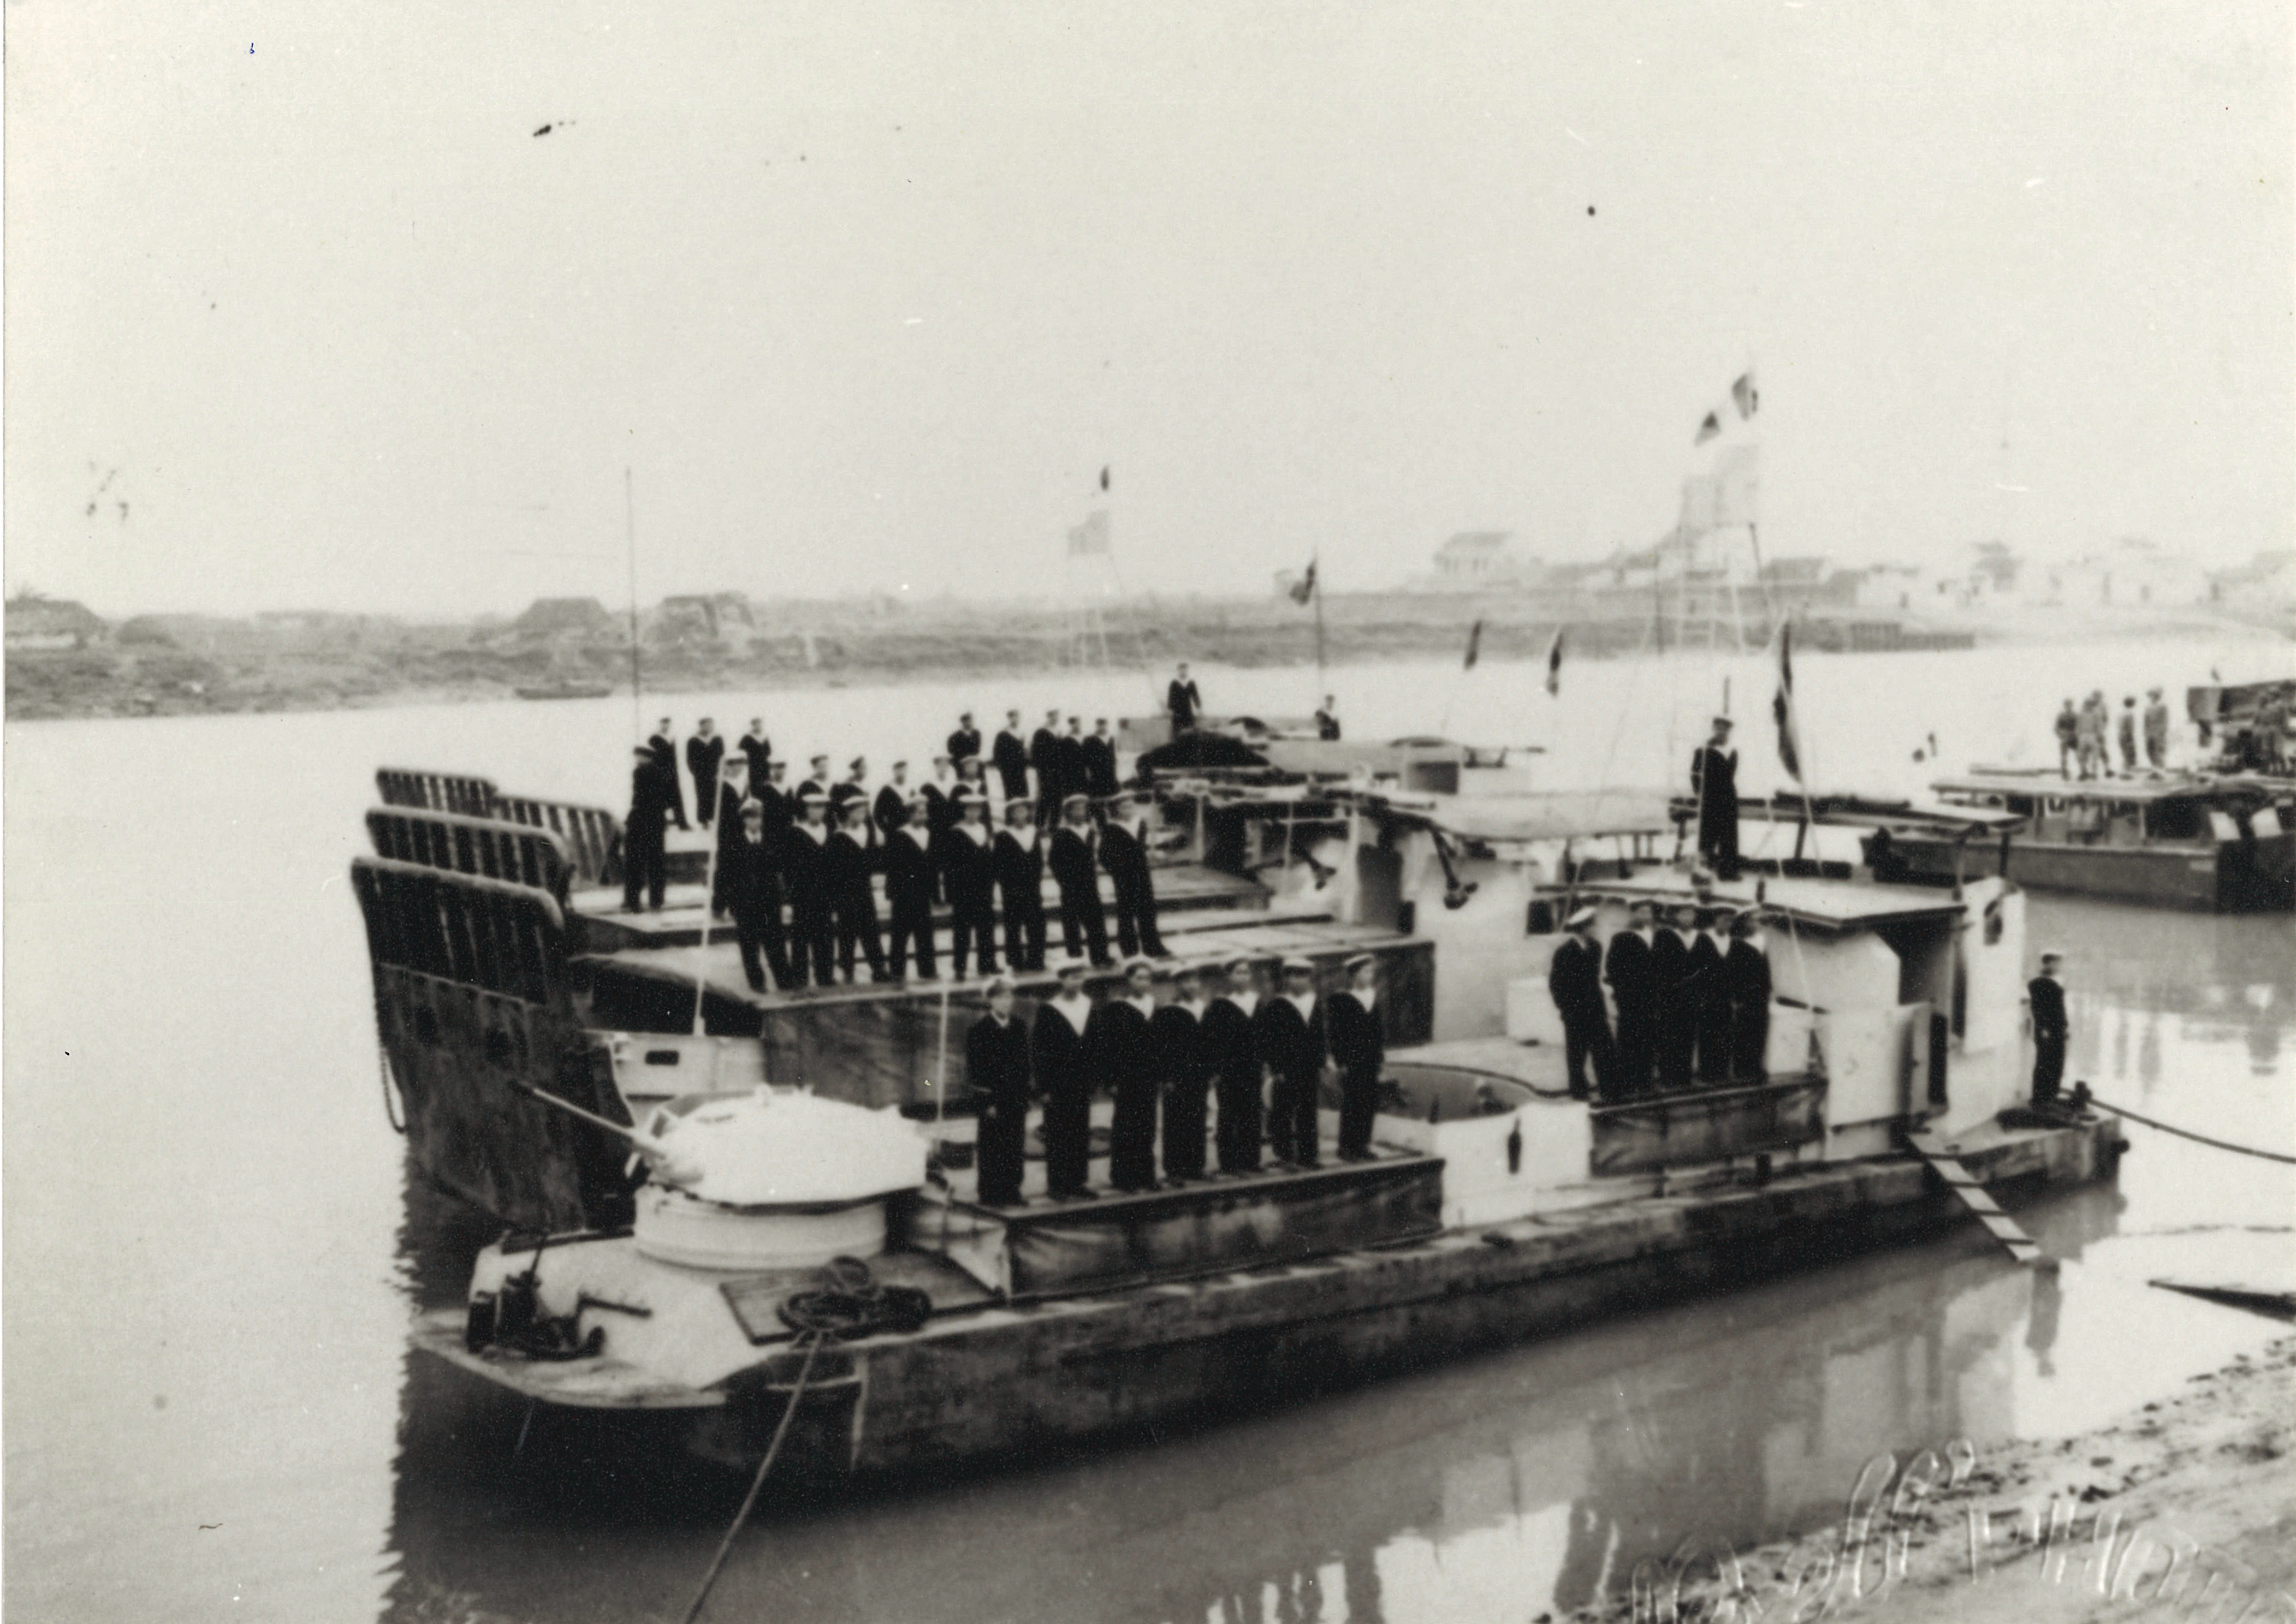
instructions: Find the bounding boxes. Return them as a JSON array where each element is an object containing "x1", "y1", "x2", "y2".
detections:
[
  {"x1": 1154, "y1": 963, "x2": 1213, "y2": 1184},
  {"x1": 1094, "y1": 957, "x2": 1162, "y2": 1193},
  {"x1": 2029, "y1": 950, "x2": 2069, "y2": 1103},
  {"x1": 1324, "y1": 953, "x2": 1385, "y2": 1159},
  {"x1": 686, "y1": 719, "x2": 726, "y2": 826},
  {"x1": 1546, "y1": 906, "x2": 1613, "y2": 1100},
  {"x1": 1257, "y1": 957, "x2": 1326, "y2": 1169},
  {"x1": 1049, "y1": 794, "x2": 1112, "y2": 967},
  {"x1": 966, "y1": 976, "x2": 1033, "y2": 1207},
  {"x1": 781, "y1": 791, "x2": 836, "y2": 988},
  {"x1": 993, "y1": 798, "x2": 1049, "y2": 972},
  {"x1": 725, "y1": 801, "x2": 793, "y2": 992},
  {"x1": 1206, "y1": 956, "x2": 1266, "y2": 1174},
  {"x1": 881, "y1": 791, "x2": 938, "y2": 980},
  {"x1": 1100, "y1": 791, "x2": 1167, "y2": 958},
  {"x1": 1724, "y1": 910, "x2": 1772, "y2": 1083},
  {"x1": 1034, "y1": 957, "x2": 1097, "y2": 1199},
  {"x1": 622, "y1": 743, "x2": 677, "y2": 912},
  {"x1": 992, "y1": 709, "x2": 1031, "y2": 804},
  {"x1": 1604, "y1": 899, "x2": 1660, "y2": 1096},
  {"x1": 1690, "y1": 717, "x2": 1740, "y2": 879}
]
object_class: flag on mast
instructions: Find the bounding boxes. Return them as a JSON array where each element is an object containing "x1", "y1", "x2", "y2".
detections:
[
  {"x1": 1731, "y1": 371, "x2": 1759, "y2": 420},
  {"x1": 1099, "y1": 465, "x2": 1111, "y2": 491},
  {"x1": 1773, "y1": 620, "x2": 1802, "y2": 780},
  {"x1": 1543, "y1": 628, "x2": 1565, "y2": 696},
  {"x1": 1694, "y1": 410, "x2": 1722, "y2": 446},
  {"x1": 1462, "y1": 617, "x2": 1484, "y2": 671},
  {"x1": 1288, "y1": 560, "x2": 1318, "y2": 605}
]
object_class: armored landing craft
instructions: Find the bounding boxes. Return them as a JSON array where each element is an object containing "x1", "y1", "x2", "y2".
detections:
[{"x1": 357, "y1": 737, "x2": 2124, "y2": 1482}]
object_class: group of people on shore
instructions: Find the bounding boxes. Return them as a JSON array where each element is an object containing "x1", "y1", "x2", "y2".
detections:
[
  {"x1": 1546, "y1": 900, "x2": 1773, "y2": 1100},
  {"x1": 623, "y1": 711, "x2": 1172, "y2": 994},
  {"x1": 965, "y1": 949, "x2": 1386, "y2": 1206},
  {"x1": 2053, "y1": 690, "x2": 2175, "y2": 779}
]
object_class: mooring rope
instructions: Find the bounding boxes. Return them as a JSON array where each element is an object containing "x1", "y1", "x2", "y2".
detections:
[{"x1": 2087, "y1": 1093, "x2": 2296, "y2": 1166}]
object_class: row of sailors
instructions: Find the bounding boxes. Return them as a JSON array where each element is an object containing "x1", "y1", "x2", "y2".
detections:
[
  {"x1": 655, "y1": 710, "x2": 1143, "y2": 838},
  {"x1": 963, "y1": 951, "x2": 1385, "y2": 1205},
  {"x1": 643, "y1": 746, "x2": 1171, "y2": 991},
  {"x1": 1546, "y1": 899, "x2": 1774, "y2": 1101}
]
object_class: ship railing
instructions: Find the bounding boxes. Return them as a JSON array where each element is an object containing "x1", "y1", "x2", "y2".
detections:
[
  {"x1": 376, "y1": 767, "x2": 501, "y2": 818},
  {"x1": 351, "y1": 856, "x2": 567, "y2": 1006},
  {"x1": 485, "y1": 794, "x2": 622, "y2": 887},
  {"x1": 364, "y1": 806, "x2": 576, "y2": 904}
]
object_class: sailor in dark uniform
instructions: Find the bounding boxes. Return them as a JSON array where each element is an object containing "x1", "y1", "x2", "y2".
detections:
[
  {"x1": 1690, "y1": 717, "x2": 1740, "y2": 879},
  {"x1": 1652, "y1": 905, "x2": 1698, "y2": 1090},
  {"x1": 1057, "y1": 718, "x2": 1087, "y2": 811},
  {"x1": 726, "y1": 801, "x2": 793, "y2": 992},
  {"x1": 1547, "y1": 906, "x2": 1613, "y2": 1100},
  {"x1": 830, "y1": 758, "x2": 877, "y2": 860},
  {"x1": 622, "y1": 743, "x2": 677, "y2": 912},
  {"x1": 1167, "y1": 663, "x2": 1201, "y2": 733},
  {"x1": 2029, "y1": 950, "x2": 2068, "y2": 1102},
  {"x1": 826, "y1": 798, "x2": 887, "y2": 984},
  {"x1": 781, "y1": 791, "x2": 836, "y2": 988},
  {"x1": 919, "y1": 756, "x2": 958, "y2": 841},
  {"x1": 993, "y1": 709, "x2": 1031, "y2": 804},
  {"x1": 947, "y1": 711, "x2": 983, "y2": 766},
  {"x1": 1100, "y1": 791, "x2": 1167, "y2": 958},
  {"x1": 1325, "y1": 953, "x2": 1385, "y2": 1159},
  {"x1": 686, "y1": 719, "x2": 726, "y2": 826},
  {"x1": 1604, "y1": 900, "x2": 1660, "y2": 1097},
  {"x1": 1206, "y1": 956, "x2": 1266, "y2": 1173},
  {"x1": 942, "y1": 789, "x2": 1001, "y2": 978},
  {"x1": 1094, "y1": 957, "x2": 1162, "y2": 1193},
  {"x1": 1724, "y1": 910, "x2": 1773, "y2": 1082},
  {"x1": 1049, "y1": 794, "x2": 1112, "y2": 967},
  {"x1": 754, "y1": 758, "x2": 793, "y2": 847},
  {"x1": 710, "y1": 753, "x2": 753, "y2": 916},
  {"x1": 1692, "y1": 908, "x2": 1733, "y2": 1086},
  {"x1": 1315, "y1": 695, "x2": 1342, "y2": 741},
  {"x1": 1081, "y1": 719, "x2": 1119, "y2": 799},
  {"x1": 1257, "y1": 957, "x2": 1327, "y2": 1169},
  {"x1": 1154, "y1": 963, "x2": 1212, "y2": 1183},
  {"x1": 798, "y1": 753, "x2": 834, "y2": 808},
  {"x1": 737, "y1": 718, "x2": 772, "y2": 789},
  {"x1": 993, "y1": 798, "x2": 1049, "y2": 972},
  {"x1": 881, "y1": 790, "x2": 938, "y2": 980},
  {"x1": 1030, "y1": 709, "x2": 1065, "y2": 824},
  {"x1": 872, "y1": 760, "x2": 913, "y2": 842},
  {"x1": 1034, "y1": 957, "x2": 1097, "y2": 1199},
  {"x1": 967, "y1": 976, "x2": 1033, "y2": 1207}
]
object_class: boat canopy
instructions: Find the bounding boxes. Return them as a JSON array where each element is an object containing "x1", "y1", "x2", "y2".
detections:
[
  {"x1": 1936, "y1": 774, "x2": 2225, "y2": 806},
  {"x1": 1587, "y1": 868, "x2": 1969, "y2": 930}
]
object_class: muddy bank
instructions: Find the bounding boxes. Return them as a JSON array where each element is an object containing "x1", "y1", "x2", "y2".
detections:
[{"x1": 1552, "y1": 1334, "x2": 2294, "y2": 1624}]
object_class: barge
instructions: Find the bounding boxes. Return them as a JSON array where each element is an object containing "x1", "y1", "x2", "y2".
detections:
[{"x1": 357, "y1": 753, "x2": 2123, "y2": 1481}]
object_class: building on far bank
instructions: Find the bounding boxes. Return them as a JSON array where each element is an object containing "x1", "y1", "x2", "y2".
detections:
[
  {"x1": 505, "y1": 596, "x2": 624, "y2": 645},
  {"x1": 1427, "y1": 531, "x2": 1537, "y2": 590},
  {"x1": 5, "y1": 593, "x2": 108, "y2": 651}
]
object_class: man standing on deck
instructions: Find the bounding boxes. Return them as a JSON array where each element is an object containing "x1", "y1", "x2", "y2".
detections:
[
  {"x1": 1094, "y1": 957, "x2": 1162, "y2": 1193},
  {"x1": 993, "y1": 710, "x2": 1031, "y2": 805},
  {"x1": 920, "y1": 756, "x2": 958, "y2": 843},
  {"x1": 686, "y1": 719, "x2": 726, "y2": 826},
  {"x1": 754, "y1": 758, "x2": 793, "y2": 846},
  {"x1": 1315, "y1": 695, "x2": 1342, "y2": 741},
  {"x1": 646, "y1": 719, "x2": 691, "y2": 832},
  {"x1": 1049, "y1": 794, "x2": 1113, "y2": 967},
  {"x1": 1207, "y1": 956, "x2": 1267, "y2": 1174},
  {"x1": 1693, "y1": 908, "x2": 1735, "y2": 1086},
  {"x1": 1257, "y1": 957, "x2": 1327, "y2": 1169},
  {"x1": 1690, "y1": 717, "x2": 1740, "y2": 880},
  {"x1": 882, "y1": 790, "x2": 938, "y2": 981},
  {"x1": 1653, "y1": 904, "x2": 1700, "y2": 1090},
  {"x1": 873, "y1": 761, "x2": 913, "y2": 842},
  {"x1": 2054, "y1": 700, "x2": 2080, "y2": 778},
  {"x1": 825, "y1": 798, "x2": 888, "y2": 984},
  {"x1": 1154, "y1": 964, "x2": 1213, "y2": 1184},
  {"x1": 1604, "y1": 900, "x2": 1659, "y2": 1097},
  {"x1": 994, "y1": 799, "x2": 1049, "y2": 972},
  {"x1": 1100, "y1": 790, "x2": 1167, "y2": 959},
  {"x1": 2076, "y1": 693, "x2": 2108, "y2": 780},
  {"x1": 1167, "y1": 662, "x2": 1202, "y2": 733},
  {"x1": 947, "y1": 711, "x2": 983, "y2": 767},
  {"x1": 781, "y1": 791, "x2": 836, "y2": 988},
  {"x1": 1057, "y1": 718, "x2": 1088, "y2": 810},
  {"x1": 1325, "y1": 954, "x2": 1385, "y2": 1160},
  {"x1": 1034, "y1": 957, "x2": 1097, "y2": 1200},
  {"x1": 1081, "y1": 719, "x2": 1119, "y2": 800},
  {"x1": 799, "y1": 753, "x2": 834, "y2": 807},
  {"x1": 1031, "y1": 708, "x2": 1066, "y2": 824},
  {"x1": 968, "y1": 977, "x2": 1033, "y2": 1207},
  {"x1": 1724, "y1": 911, "x2": 1773, "y2": 1083},
  {"x1": 830, "y1": 758, "x2": 877, "y2": 859},
  {"x1": 738, "y1": 718, "x2": 772, "y2": 789},
  {"x1": 726, "y1": 801, "x2": 793, "y2": 993},
  {"x1": 2117, "y1": 697, "x2": 2141, "y2": 776},
  {"x1": 1547, "y1": 906, "x2": 1612, "y2": 1100},
  {"x1": 2143, "y1": 688, "x2": 2172, "y2": 770},
  {"x1": 622, "y1": 743, "x2": 677, "y2": 912},
  {"x1": 710, "y1": 754, "x2": 752, "y2": 917},
  {"x1": 942, "y1": 789, "x2": 1001, "y2": 979},
  {"x1": 2029, "y1": 950, "x2": 2068, "y2": 1103}
]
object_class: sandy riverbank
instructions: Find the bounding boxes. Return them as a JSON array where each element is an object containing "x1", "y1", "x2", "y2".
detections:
[{"x1": 1550, "y1": 1334, "x2": 2293, "y2": 1624}]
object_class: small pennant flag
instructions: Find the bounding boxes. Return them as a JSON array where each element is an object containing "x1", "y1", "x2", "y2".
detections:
[
  {"x1": 1694, "y1": 410, "x2": 1722, "y2": 446},
  {"x1": 1544, "y1": 628, "x2": 1565, "y2": 696},
  {"x1": 1463, "y1": 617, "x2": 1484, "y2": 671},
  {"x1": 1288, "y1": 559, "x2": 1318, "y2": 605},
  {"x1": 1731, "y1": 371, "x2": 1759, "y2": 420},
  {"x1": 1773, "y1": 620, "x2": 1802, "y2": 780},
  {"x1": 1099, "y1": 465, "x2": 1111, "y2": 491}
]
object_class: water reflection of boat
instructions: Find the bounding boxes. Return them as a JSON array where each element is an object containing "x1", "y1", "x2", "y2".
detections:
[{"x1": 355, "y1": 743, "x2": 2125, "y2": 1488}]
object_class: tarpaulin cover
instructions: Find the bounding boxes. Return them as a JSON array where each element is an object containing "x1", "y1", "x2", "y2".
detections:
[
  {"x1": 1001, "y1": 1157, "x2": 1444, "y2": 1296},
  {"x1": 1588, "y1": 1077, "x2": 1825, "y2": 1176}
]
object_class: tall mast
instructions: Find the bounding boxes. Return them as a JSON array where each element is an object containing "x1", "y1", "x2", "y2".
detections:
[{"x1": 626, "y1": 466, "x2": 642, "y2": 740}]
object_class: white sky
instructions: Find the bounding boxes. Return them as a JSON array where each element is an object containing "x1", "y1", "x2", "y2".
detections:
[{"x1": 6, "y1": 2, "x2": 2289, "y2": 617}]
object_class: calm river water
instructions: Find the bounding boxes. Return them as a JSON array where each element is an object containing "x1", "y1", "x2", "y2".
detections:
[{"x1": 6, "y1": 638, "x2": 2291, "y2": 1623}]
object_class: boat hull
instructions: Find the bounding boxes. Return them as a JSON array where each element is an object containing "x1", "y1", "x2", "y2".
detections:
[
  {"x1": 411, "y1": 1114, "x2": 2122, "y2": 1484},
  {"x1": 1874, "y1": 830, "x2": 2296, "y2": 911}
]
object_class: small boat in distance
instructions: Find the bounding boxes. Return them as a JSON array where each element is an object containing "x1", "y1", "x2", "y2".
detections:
[{"x1": 514, "y1": 679, "x2": 614, "y2": 701}]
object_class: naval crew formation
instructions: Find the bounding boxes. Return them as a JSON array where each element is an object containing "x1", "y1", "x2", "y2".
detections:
[
  {"x1": 627, "y1": 710, "x2": 1171, "y2": 992},
  {"x1": 1545, "y1": 899, "x2": 1775, "y2": 1103},
  {"x1": 966, "y1": 950, "x2": 1390, "y2": 1207}
]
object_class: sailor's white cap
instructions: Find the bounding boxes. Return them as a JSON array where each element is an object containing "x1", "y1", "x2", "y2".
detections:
[
  {"x1": 1054, "y1": 953, "x2": 1090, "y2": 977},
  {"x1": 1565, "y1": 905, "x2": 1599, "y2": 929},
  {"x1": 1281, "y1": 956, "x2": 1316, "y2": 974}
]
